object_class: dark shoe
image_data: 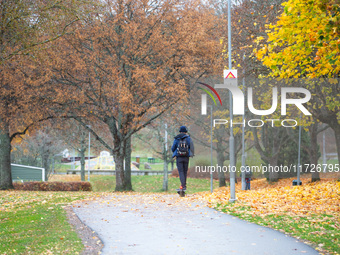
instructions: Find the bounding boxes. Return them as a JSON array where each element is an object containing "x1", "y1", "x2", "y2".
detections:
[{"x1": 176, "y1": 186, "x2": 186, "y2": 192}]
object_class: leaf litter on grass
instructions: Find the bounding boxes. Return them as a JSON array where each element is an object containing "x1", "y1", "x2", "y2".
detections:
[
  {"x1": 192, "y1": 177, "x2": 339, "y2": 254},
  {"x1": 195, "y1": 177, "x2": 339, "y2": 217}
]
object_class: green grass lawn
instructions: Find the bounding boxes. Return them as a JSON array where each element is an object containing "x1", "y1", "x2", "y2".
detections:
[
  {"x1": 137, "y1": 162, "x2": 171, "y2": 171},
  {"x1": 55, "y1": 161, "x2": 169, "y2": 171},
  {"x1": 90, "y1": 175, "x2": 219, "y2": 193},
  {"x1": 0, "y1": 191, "x2": 89, "y2": 254},
  {"x1": 53, "y1": 163, "x2": 72, "y2": 172}
]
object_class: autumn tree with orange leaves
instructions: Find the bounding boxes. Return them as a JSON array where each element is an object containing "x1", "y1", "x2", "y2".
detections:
[
  {"x1": 48, "y1": 0, "x2": 223, "y2": 191},
  {"x1": 0, "y1": 0, "x2": 97, "y2": 190}
]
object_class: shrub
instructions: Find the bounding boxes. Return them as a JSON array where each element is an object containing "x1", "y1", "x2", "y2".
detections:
[{"x1": 13, "y1": 181, "x2": 92, "y2": 191}]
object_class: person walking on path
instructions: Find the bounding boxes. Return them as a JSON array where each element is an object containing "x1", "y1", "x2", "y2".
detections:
[
  {"x1": 171, "y1": 126, "x2": 194, "y2": 191},
  {"x1": 244, "y1": 165, "x2": 252, "y2": 190}
]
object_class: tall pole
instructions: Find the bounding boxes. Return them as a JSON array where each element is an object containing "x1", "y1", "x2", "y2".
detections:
[
  {"x1": 88, "y1": 128, "x2": 91, "y2": 182},
  {"x1": 323, "y1": 130, "x2": 327, "y2": 172},
  {"x1": 72, "y1": 149, "x2": 75, "y2": 170},
  {"x1": 163, "y1": 123, "x2": 168, "y2": 191},
  {"x1": 297, "y1": 114, "x2": 302, "y2": 185},
  {"x1": 228, "y1": 0, "x2": 236, "y2": 202},
  {"x1": 241, "y1": 55, "x2": 246, "y2": 190},
  {"x1": 228, "y1": 0, "x2": 232, "y2": 70},
  {"x1": 209, "y1": 105, "x2": 213, "y2": 193}
]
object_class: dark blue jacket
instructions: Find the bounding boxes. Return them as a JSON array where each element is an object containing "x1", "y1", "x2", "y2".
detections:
[{"x1": 171, "y1": 134, "x2": 194, "y2": 158}]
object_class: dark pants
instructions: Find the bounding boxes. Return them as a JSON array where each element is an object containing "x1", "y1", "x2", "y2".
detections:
[
  {"x1": 245, "y1": 178, "x2": 251, "y2": 190},
  {"x1": 176, "y1": 157, "x2": 189, "y2": 189}
]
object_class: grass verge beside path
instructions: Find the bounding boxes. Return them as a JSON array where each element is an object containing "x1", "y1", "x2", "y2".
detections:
[
  {"x1": 90, "y1": 175, "x2": 219, "y2": 193},
  {"x1": 0, "y1": 191, "x2": 93, "y2": 254},
  {"x1": 50, "y1": 174, "x2": 220, "y2": 193},
  {"x1": 216, "y1": 203, "x2": 339, "y2": 254},
  {"x1": 1, "y1": 175, "x2": 218, "y2": 254}
]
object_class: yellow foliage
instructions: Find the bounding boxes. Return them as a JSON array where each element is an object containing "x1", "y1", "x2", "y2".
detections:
[
  {"x1": 256, "y1": 0, "x2": 340, "y2": 78},
  {"x1": 197, "y1": 177, "x2": 340, "y2": 217}
]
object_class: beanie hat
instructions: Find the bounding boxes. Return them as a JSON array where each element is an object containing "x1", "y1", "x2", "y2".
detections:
[{"x1": 179, "y1": 126, "x2": 188, "y2": 133}]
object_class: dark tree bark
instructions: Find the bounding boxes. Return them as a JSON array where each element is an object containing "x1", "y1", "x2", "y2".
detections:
[
  {"x1": 162, "y1": 142, "x2": 169, "y2": 191},
  {"x1": 253, "y1": 126, "x2": 287, "y2": 182},
  {"x1": 0, "y1": 119, "x2": 13, "y2": 190},
  {"x1": 124, "y1": 136, "x2": 132, "y2": 191},
  {"x1": 79, "y1": 133, "x2": 86, "y2": 182},
  {"x1": 114, "y1": 152, "x2": 126, "y2": 191},
  {"x1": 312, "y1": 105, "x2": 340, "y2": 166},
  {"x1": 42, "y1": 151, "x2": 50, "y2": 181},
  {"x1": 309, "y1": 124, "x2": 320, "y2": 182}
]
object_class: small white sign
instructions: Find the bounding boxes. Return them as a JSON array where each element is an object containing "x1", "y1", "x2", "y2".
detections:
[{"x1": 224, "y1": 69, "x2": 237, "y2": 79}]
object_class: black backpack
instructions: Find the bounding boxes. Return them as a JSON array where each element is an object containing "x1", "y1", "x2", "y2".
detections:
[
  {"x1": 245, "y1": 168, "x2": 252, "y2": 178},
  {"x1": 177, "y1": 137, "x2": 189, "y2": 157}
]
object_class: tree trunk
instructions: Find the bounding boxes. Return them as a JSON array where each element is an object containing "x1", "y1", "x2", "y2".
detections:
[
  {"x1": 114, "y1": 151, "x2": 126, "y2": 191},
  {"x1": 42, "y1": 150, "x2": 50, "y2": 181},
  {"x1": 309, "y1": 124, "x2": 320, "y2": 182},
  {"x1": 124, "y1": 137, "x2": 132, "y2": 191},
  {"x1": 321, "y1": 119, "x2": 340, "y2": 165},
  {"x1": 162, "y1": 143, "x2": 168, "y2": 191},
  {"x1": 79, "y1": 131, "x2": 86, "y2": 181},
  {"x1": 80, "y1": 148, "x2": 86, "y2": 181},
  {"x1": 217, "y1": 149, "x2": 226, "y2": 187},
  {"x1": 268, "y1": 156, "x2": 279, "y2": 182},
  {"x1": 314, "y1": 109, "x2": 340, "y2": 165},
  {"x1": 253, "y1": 127, "x2": 283, "y2": 183},
  {"x1": 333, "y1": 125, "x2": 340, "y2": 165},
  {"x1": 0, "y1": 120, "x2": 13, "y2": 190}
]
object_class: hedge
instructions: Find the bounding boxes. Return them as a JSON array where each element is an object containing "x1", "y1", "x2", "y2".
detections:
[{"x1": 13, "y1": 181, "x2": 92, "y2": 191}]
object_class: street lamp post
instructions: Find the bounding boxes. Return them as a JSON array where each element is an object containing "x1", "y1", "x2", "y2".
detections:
[
  {"x1": 228, "y1": 0, "x2": 236, "y2": 202},
  {"x1": 207, "y1": 105, "x2": 213, "y2": 193},
  {"x1": 72, "y1": 149, "x2": 75, "y2": 170},
  {"x1": 163, "y1": 123, "x2": 168, "y2": 191},
  {"x1": 241, "y1": 55, "x2": 246, "y2": 190},
  {"x1": 87, "y1": 125, "x2": 91, "y2": 182},
  {"x1": 297, "y1": 115, "x2": 302, "y2": 185},
  {"x1": 323, "y1": 130, "x2": 327, "y2": 172}
]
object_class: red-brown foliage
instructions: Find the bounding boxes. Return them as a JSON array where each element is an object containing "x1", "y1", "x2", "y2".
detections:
[{"x1": 13, "y1": 181, "x2": 92, "y2": 191}]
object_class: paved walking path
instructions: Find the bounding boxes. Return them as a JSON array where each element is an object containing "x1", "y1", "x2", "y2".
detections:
[{"x1": 73, "y1": 194, "x2": 319, "y2": 255}]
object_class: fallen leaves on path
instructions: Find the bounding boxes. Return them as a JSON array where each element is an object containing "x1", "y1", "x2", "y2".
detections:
[{"x1": 75, "y1": 192, "x2": 206, "y2": 212}]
